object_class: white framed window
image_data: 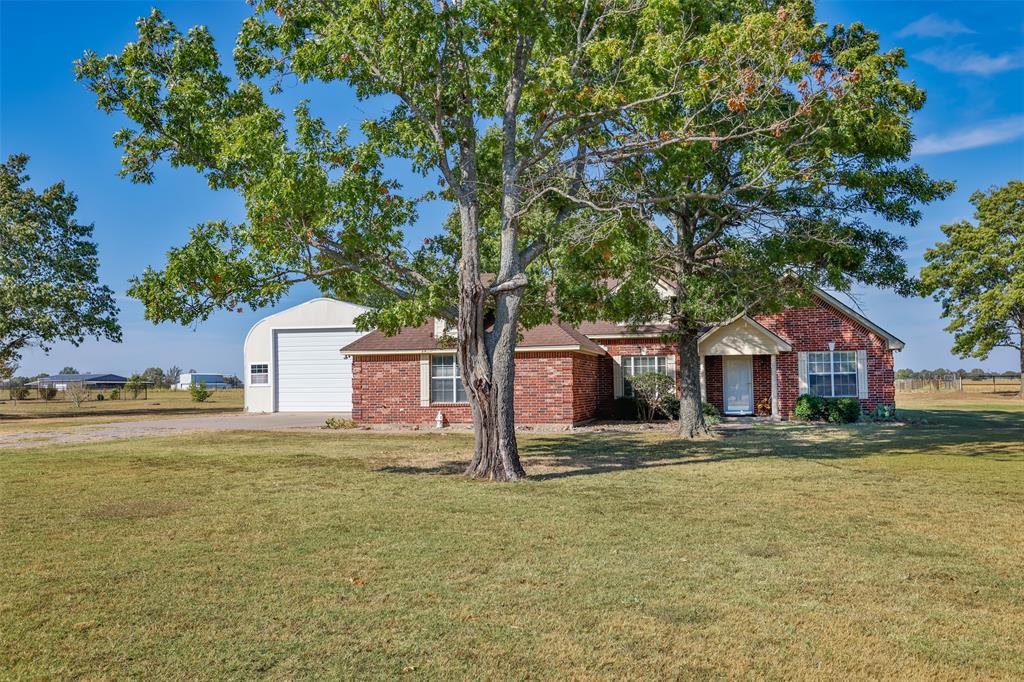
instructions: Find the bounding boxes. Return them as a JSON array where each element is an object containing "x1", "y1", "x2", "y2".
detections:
[
  {"x1": 808, "y1": 351, "x2": 857, "y2": 397},
  {"x1": 622, "y1": 355, "x2": 669, "y2": 397},
  {"x1": 250, "y1": 363, "x2": 269, "y2": 385},
  {"x1": 431, "y1": 355, "x2": 467, "y2": 404}
]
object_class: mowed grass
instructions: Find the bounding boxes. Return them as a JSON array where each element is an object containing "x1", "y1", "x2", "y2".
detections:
[
  {"x1": 0, "y1": 389, "x2": 243, "y2": 434},
  {"x1": 2, "y1": 395, "x2": 1022, "y2": 679}
]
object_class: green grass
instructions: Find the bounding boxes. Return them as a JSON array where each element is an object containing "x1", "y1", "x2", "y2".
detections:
[{"x1": 2, "y1": 395, "x2": 1022, "y2": 679}]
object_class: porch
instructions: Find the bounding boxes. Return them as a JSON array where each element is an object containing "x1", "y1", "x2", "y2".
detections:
[{"x1": 697, "y1": 316, "x2": 793, "y2": 418}]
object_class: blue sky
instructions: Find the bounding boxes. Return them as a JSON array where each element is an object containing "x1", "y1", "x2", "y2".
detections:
[{"x1": 2, "y1": 1, "x2": 1022, "y2": 377}]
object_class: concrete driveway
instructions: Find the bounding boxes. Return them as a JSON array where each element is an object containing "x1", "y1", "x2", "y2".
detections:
[{"x1": 0, "y1": 412, "x2": 343, "y2": 450}]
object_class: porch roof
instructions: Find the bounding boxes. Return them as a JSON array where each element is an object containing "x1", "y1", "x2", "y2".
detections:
[{"x1": 698, "y1": 315, "x2": 793, "y2": 356}]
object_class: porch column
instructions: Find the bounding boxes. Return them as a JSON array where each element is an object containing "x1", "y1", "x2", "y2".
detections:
[
  {"x1": 770, "y1": 354, "x2": 780, "y2": 420},
  {"x1": 699, "y1": 355, "x2": 706, "y2": 401}
]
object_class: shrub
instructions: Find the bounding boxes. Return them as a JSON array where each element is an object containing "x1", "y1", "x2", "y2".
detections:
[
  {"x1": 323, "y1": 416, "x2": 357, "y2": 430},
  {"x1": 608, "y1": 397, "x2": 639, "y2": 420},
  {"x1": 830, "y1": 397, "x2": 861, "y2": 424},
  {"x1": 190, "y1": 381, "x2": 212, "y2": 403},
  {"x1": 702, "y1": 401, "x2": 721, "y2": 426},
  {"x1": 96, "y1": 393, "x2": 105, "y2": 401},
  {"x1": 794, "y1": 394, "x2": 824, "y2": 421},
  {"x1": 630, "y1": 372, "x2": 676, "y2": 422},
  {"x1": 658, "y1": 394, "x2": 680, "y2": 420},
  {"x1": 109, "y1": 388, "x2": 120, "y2": 400},
  {"x1": 755, "y1": 396, "x2": 772, "y2": 417},
  {"x1": 795, "y1": 394, "x2": 860, "y2": 423},
  {"x1": 10, "y1": 387, "x2": 29, "y2": 400},
  {"x1": 65, "y1": 381, "x2": 91, "y2": 408},
  {"x1": 39, "y1": 387, "x2": 57, "y2": 401},
  {"x1": 865, "y1": 403, "x2": 897, "y2": 422}
]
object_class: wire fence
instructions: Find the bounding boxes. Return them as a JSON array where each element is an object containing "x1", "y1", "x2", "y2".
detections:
[{"x1": 896, "y1": 375, "x2": 1022, "y2": 395}]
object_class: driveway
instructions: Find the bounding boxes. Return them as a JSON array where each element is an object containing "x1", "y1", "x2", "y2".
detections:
[{"x1": 0, "y1": 412, "x2": 342, "y2": 450}]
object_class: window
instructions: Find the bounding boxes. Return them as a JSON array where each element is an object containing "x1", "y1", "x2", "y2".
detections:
[
  {"x1": 250, "y1": 364, "x2": 269, "y2": 385},
  {"x1": 807, "y1": 351, "x2": 857, "y2": 397},
  {"x1": 431, "y1": 355, "x2": 467, "y2": 404},
  {"x1": 622, "y1": 355, "x2": 669, "y2": 397}
]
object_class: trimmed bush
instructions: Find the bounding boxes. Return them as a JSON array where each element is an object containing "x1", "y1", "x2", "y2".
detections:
[
  {"x1": 702, "y1": 401, "x2": 721, "y2": 426},
  {"x1": 630, "y1": 372, "x2": 676, "y2": 422},
  {"x1": 795, "y1": 394, "x2": 860, "y2": 423},
  {"x1": 96, "y1": 393, "x2": 105, "y2": 401}
]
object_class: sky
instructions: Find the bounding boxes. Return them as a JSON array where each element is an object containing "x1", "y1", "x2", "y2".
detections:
[{"x1": 1, "y1": 0, "x2": 1022, "y2": 377}]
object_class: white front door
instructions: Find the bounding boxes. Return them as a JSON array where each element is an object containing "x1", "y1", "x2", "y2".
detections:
[{"x1": 723, "y1": 356, "x2": 753, "y2": 415}]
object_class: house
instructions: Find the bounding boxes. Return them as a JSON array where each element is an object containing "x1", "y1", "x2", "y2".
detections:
[
  {"x1": 174, "y1": 373, "x2": 231, "y2": 390},
  {"x1": 243, "y1": 298, "x2": 372, "y2": 412},
  {"x1": 341, "y1": 289, "x2": 902, "y2": 424},
  {"x1": 27, "y1": 373, "x2": 127, "y2": 391}
]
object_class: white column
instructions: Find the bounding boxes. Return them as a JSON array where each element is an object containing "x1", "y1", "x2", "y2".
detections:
[
  {"x1": 699, "y1": 355, "x2": 707, "y2": 401},
  {"x1": 770, "y1": 354, "x2": 780, "y2": 420}
]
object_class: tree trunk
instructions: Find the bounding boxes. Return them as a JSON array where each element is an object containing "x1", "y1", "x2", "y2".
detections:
[{"x1": 676, "y1": 328, "x2": 709, "y2": 438}]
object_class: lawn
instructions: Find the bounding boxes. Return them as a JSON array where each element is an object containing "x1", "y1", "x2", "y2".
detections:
[
  {"x1": 0, "y1": 389, "x2": 243, "y2": 434},
  {"x1": 2, "y1": 394, "x2": 1022, "y2": 679}
]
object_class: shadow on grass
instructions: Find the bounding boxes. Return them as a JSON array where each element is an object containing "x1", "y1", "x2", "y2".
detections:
[{"x1": 378, "y1": 407, "x2": 1024, "y2": 480}]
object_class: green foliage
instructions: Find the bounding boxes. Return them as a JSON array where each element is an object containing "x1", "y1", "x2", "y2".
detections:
[
  {"x1": 702, "y1": 401, "x2": 722, "y2": 426},
  {"x1": 795, "y1": 394, "x2": 859, "y2": 422},
  {"x1": 109, "y1": 388, "x2": 120, "y2": 400},
  {"x1": 60, "y1": 367, "x2": 78, "y2": 375},
  {"x1": 659, "y1": 395, "x2": 680, "y2": 420},
  {"x1": 124, "y1": 374, "x2": 146, "y2": 399},
  {"x1": 10, "y1": 386, "x2": 30, "y2": 400},
  {"x1": 96, "y1": 393, "x2": 105, "y2": 402},
  {"x1": 864, "y1": 403, "x2": 896, "y2": 422},
  {"x1": 795, "y1": 394, "x2": 826, "y2": 421},
  {"x1": 323, "y1": 416, "x2": 357, "y2": 430},
  {"x1": 630, "y1": 372, "x2": 676, "y2": 422},
  {"x1": 0, "y1": 155, "x2": 121, "y2": 371},
  {"x1": 39, "y1": 387, "x2": 57, "y2": 401},
  {"x1": 189, "y1": 381, "x2": 212, "y2": 403},
  {"x1": 920, "y1": 181, "x2": 1023, "y2": 381}
]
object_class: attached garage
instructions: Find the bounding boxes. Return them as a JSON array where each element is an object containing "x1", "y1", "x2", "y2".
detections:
[{"x1": 243, "y1": 298, "x2": 372, "y2": 413}]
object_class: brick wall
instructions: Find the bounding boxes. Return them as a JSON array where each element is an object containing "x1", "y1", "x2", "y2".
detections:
[
  {"x1": 705, "y1": 355, "x2": 723, "y2": 414},
  {"x1": 755, "y1": 298, "x2": 895, "y2": 415},
  {"x1": 353, "y1": 351, "x2": 599, "y2": 425},
  {"x1": 753, "y1": 354, "x2": 772, "y2": 415}
]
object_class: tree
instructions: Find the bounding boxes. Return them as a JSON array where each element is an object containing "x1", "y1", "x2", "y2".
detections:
[
  {"x1": 60, "y1": 366, "x2": 79, "y2": 375},
  {"x1": 0, "y1": 155, "x2": 121, "y2": 372},
  {"x1": 124, "y1": 374, "x2": 146, "y2": 399},
  {"x1": 77, "y1": 2, "x2": 807, "y2": 479},
  {"x1": 165, "y1": 365, "x2": 183, "y2": 388},
  {"x1": 190, "y1": 381, "x2": 212, "y2": 402},
  {"x1": 141, "y1": 367, "x2": 166, "y2": 389},
  {"x1": 224, "y1": 375, "x2": 243, "y2": 389},
  {"x1": 65, "y1": 381, "x2": 91, "y2": 408},
  {"x1": 921, "y1": 181, "x2": 1023, "y2": 398},
  {"x1": 561, "y1": 8, "x2": 951, "y2": 435}
]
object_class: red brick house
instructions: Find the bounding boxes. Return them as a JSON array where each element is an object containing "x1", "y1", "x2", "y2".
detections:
[{"x1": 342, "y1": 289, "x2": 903, "y2": 424}]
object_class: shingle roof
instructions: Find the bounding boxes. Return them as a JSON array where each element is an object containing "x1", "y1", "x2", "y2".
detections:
[{"x1": 342, "y1": 320, "x2": 607, "y2": 355}]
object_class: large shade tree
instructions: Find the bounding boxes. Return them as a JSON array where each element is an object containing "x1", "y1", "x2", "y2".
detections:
[
  {"x1": 0, "y1": 154, "x2": 121, "y2": 380},
  {"x1": 77, "y1": 1, "x2": 822, "y2": 478},
  {"x1": 920, "y1": 181, "x2": 1023, "y2": 398},
  {"x1": 555, "y1": 10, "x2": 952, "y2": 435}
]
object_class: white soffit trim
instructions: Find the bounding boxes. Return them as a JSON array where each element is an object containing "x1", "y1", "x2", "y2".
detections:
[
  {"x1": 699, "y1": 315, "x2": 793, "y2": 354},
  {"x1": 813, "y1": 289, "x2": 906, "y2": 351}
]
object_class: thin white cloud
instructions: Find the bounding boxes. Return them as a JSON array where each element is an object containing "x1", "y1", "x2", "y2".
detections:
[
  {"x1": 897, "y1": 14, "x2": 974, "y2": 38},
  {"x1": 916, "y1": 46, "x2": 1024, "y2": 75},
  {"x1": 915, "y1": 115, "x2": 1024, "y2": 155}
]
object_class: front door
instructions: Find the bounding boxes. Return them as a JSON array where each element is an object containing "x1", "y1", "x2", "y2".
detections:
[{"x1": 723, "y1": 356, "x2": 753, "y2": 415}]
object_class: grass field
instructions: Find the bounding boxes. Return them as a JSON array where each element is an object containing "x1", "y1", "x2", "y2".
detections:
[
  {"x1": 2, "y1": 394, "x2": 1022, "y2": 679},
  {"x1": 0, "y1": 389, "x2": 243, "y2": 434}
]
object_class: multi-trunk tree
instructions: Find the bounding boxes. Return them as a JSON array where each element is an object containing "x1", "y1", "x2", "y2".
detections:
[
  {"x1": 78, "y1": 1, "x2": 825, "y2": 478},
  {"x1": 920, "y1": 181, "x2": 1024, "y2": 398},
  {"x1": 557, "y1": 12, "x2": 952, "y2": 435},
  {"x1": 0, "y1": 154, "x2": 121, "y2": 380}
]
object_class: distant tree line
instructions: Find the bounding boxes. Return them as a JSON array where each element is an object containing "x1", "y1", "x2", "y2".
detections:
[{"x1": 895, "y1": 368, "x2": 1021, "y2": 380}]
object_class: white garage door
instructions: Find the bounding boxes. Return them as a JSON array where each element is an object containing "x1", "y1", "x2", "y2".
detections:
[{"x1": 275, "y1": 329, "x2": 364, "y2": 412}]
